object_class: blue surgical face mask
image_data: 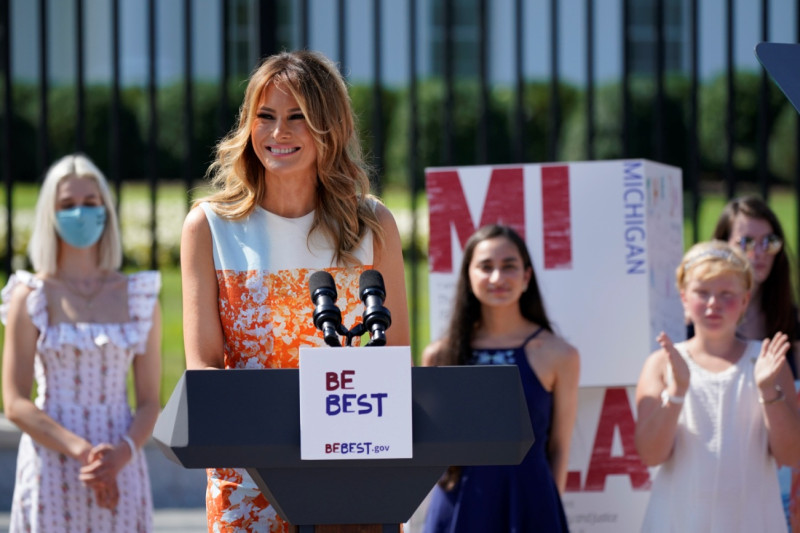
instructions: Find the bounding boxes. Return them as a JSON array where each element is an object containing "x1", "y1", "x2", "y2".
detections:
[{"x1": 55, "y1": 206, "x2": 107, "y2": 249}]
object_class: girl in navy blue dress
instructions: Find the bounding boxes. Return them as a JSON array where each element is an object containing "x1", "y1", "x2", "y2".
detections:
[{"x1": 422, "y1": 224, "x2": 580, "y2": 533}]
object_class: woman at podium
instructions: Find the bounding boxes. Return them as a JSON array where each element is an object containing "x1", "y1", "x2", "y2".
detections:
[
  {"x1": 180, "y1": 50, "x2": 409, "y2": 532},
  {"x1": 421, "y1": 224, "x2": 579, "y2": 533}
]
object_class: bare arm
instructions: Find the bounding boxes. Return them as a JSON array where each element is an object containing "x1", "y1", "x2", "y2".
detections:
[
  {"x1": 634, "y1": 333, "x2": 689, "y2": 466},
  {"x1": 545, "y1": 342, "x2": 580, "y2": 493},
  {"x1": 79, "y1": 302, "x2": 163, "y2": 493},
  {"x1": 755, "y1": 333, "x2": 800, "y2": 466},
  {"x1": 2, "y1": 284, "x2": 93, "y2": 462},
  {"x1": 128, "y1": 302, "x2": 162, "y2": 448},
  {"x1": 372, "y1": 203, "x2": 410, "y2": 348},
  {"x1": 181, "y1": 206, "x2": 225, "y2": 370}
]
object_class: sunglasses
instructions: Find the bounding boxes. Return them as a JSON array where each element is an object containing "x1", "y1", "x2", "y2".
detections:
[{"x1": 735, "y1": 234, "x2": 783, "y2": 255}]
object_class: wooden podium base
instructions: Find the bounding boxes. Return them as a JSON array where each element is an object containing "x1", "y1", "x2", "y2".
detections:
[{"x1": 294, "y1": 525, "x2": 402, "y2": 532}]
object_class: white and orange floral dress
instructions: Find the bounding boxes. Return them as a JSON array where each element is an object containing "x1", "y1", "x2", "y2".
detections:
[
  {"x1": 1, "y1": 270, "x2": 160, "y2": 533},
  {"x1": 200, "y1": 202, "x2": 373, "y2": 532}
]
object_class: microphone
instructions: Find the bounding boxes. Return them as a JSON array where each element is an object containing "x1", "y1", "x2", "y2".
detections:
[
  {"x1": 359, "y1": 269, "x2": 392, "y2": 347},
  {"x1": 310, "y1": 270, "x2": 343, "y2": 347}
]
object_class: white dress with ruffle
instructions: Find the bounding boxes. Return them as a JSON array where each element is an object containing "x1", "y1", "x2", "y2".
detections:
[{"x1": 1, "y1": 270, "x2": 159, "y2": 533}]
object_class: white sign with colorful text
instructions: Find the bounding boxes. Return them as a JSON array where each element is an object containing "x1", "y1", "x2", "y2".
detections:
[
  {"x1": 427, "y1": 159, "x2": 684, "y2": 387},
  {"x1": 299, "y1": 346, "x2": 413, "y2": 460},
  {"x1": 561, "y1": 386, "x2": 653, "y2": 532},
  {"x1": 425, "y1": 159, "x2": 683, "y2": 532}
]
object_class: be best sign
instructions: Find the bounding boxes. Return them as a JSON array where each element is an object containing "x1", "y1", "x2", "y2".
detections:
[{"x1": 298, "y1": 346, "x2": 413, "y2": 460}]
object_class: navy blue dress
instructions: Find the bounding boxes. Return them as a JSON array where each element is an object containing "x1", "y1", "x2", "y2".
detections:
[{"x1": 423, "y1": 328, "x2": 569, "y2": 533}]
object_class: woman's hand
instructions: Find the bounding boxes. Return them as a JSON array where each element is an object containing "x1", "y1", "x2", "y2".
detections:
[
  {"x1": 77, "y1": 444, "x2": 128, "y2": 509},
  {"x1": 78, "y1": 441, "x2": 132, "y2": 508},
  {"x1": 657, "y1": 332, "x2": 690, "y2": 397},
  {"x1": 634, "y1": 332, "x2": 690, "y2": 466},
  {"x1": 92, "y1": 478, "x2": 120, "y2": 509},
  {"x1": 79, "y1": 442, "x2": 131, "y2": 483},
  {"x1": 754, "y1": 332, "x2": 791, "y2": 393}
]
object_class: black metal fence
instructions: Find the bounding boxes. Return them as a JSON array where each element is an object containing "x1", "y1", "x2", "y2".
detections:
[{"x1": 2, "y1": 0, "x2": 800, "y2": 349}]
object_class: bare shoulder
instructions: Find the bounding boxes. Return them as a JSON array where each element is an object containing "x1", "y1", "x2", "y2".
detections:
[
  {"x1": 8, "y1": 282, "x2": 34, "y2": 306},
  {"x1": 183, "y1": 204, "x2": 210, "y2": 234},
  {"x1": 373, "y1": 202, "x2": 399, "y2": 229},
  {"x1": 533, "y1": 330, "x2": 579, "y2": 366},
  {"x1": 421, "y1": 339, "x2": 448, "y2": 367},
  {"x1": 181, "y1": 206, "x2": 213, "y2": 256},
  {"x1": 3, "y1": 282, "x2": 36, "y2": 331},
  {"x1": 637, "y1": 347, "x2": 670, "y2": 389},
  {"x1": 642, "y1": 346, "x2": 669, "y2": 370},
  {"x1": 370, "y1": 201, "x2": 404, "y2": 274}
]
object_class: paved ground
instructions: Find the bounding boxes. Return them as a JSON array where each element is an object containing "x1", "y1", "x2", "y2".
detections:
[
  {"x1": 0, "y1": 414, "x2": 209, "y2": 531},
  {"x1": 0, "y1": 508, "x2": 428, "y2": 532},
  {"x1": 0, "y1": 508, "x2": 209, "y2": 532},
  {"x1": 0, "y1": 507, "x2": 427, "y2": 532}
]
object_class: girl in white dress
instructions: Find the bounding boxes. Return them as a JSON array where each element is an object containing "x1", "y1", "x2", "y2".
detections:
[
  {"x1": 635, "y1": 240, "x2": 800, "y2": 533},
  {"x1": 1, "y1": 153, "x2": 161, "y2": 532}
]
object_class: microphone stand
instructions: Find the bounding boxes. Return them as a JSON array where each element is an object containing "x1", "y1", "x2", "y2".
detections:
[{"x1": 343, "y1": 324, "x2": 365, "y2": 347}]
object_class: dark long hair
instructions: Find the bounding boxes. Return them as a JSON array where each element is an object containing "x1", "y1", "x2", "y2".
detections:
[
  {"x1": 712, "y1": 195, "x2": 796, "y2": 344},
  {"x1": 436, "y1": 224, "x2": 554, "y2": 366}
]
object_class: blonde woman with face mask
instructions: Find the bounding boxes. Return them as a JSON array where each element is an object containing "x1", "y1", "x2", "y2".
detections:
[{"x1": 1, "y1": 153, "x2": 162, "y2": 532}]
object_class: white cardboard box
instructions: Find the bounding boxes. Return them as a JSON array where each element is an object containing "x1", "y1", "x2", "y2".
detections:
[
  {"x1": 425, "y1": 159, "x2": 686, "y2": 532},
  {"x1": 426, "y1": 158, "x2": 685, "y2": 388}
]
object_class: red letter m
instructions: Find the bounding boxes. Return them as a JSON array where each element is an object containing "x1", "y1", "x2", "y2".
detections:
[{"x1": 427, "y1": 167, "x2": 525, "y2": 273}]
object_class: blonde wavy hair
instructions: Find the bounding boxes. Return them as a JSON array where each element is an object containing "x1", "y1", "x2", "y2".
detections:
[
  {"x1": 199, "y1": 50, "x2": 383, "y2": 266},
  {"x1": 676, "y1": 240, "x2": 753, "y2": 292}
]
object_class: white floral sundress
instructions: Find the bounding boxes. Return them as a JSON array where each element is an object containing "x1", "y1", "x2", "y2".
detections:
[{"x1": 1, "y1": 270, "x2": 160, "y2": 533}]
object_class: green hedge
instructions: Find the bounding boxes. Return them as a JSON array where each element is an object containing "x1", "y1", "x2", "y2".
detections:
[{"x1": 1, "y1": 71, "x2": 796, "y2": 189}]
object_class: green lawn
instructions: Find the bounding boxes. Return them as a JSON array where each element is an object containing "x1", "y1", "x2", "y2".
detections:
[
  {"x1": 0, "y1": 182, "x2": 431, "y2": 409},
  {"x1": 0, "y1": 183, "x2": 798, "y2": 409}
]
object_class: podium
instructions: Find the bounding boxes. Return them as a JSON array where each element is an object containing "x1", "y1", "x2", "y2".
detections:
[{"x1": 153, "y1": 365, "x2": 534, "y2": 531}]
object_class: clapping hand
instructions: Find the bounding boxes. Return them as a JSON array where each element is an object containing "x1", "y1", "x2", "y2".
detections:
[
  {"x1": 657, "y1": 332, "x2": 690, "y2": 397},
  {"x1": 754, "y1": 331, "x2": 790, "y2": 392}
]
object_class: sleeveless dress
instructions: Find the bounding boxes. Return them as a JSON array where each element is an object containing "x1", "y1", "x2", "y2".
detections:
[
  {"x1": 640, "y1": 340, "x2": 787, "y2": 533},
  {"x1": 423, "y1": 327, "x2": 569, "y2": 533},
  {"x1": 200, "y1": 202, "x2": 373, "y2": 532},
  {"x1": 1, "y1": 270, "x2": 160, "y2": 533}
]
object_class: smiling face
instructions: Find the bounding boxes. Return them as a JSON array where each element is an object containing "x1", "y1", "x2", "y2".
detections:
[
  {"x1": 468, "y1": 236, "x2": 532, "y2": 310},
  {"x1": 250, "y1": 82, "x2": 318, "y2": 182},
  {"x1": 727, "y1": 213, "x2": 778, "y2": 286}
]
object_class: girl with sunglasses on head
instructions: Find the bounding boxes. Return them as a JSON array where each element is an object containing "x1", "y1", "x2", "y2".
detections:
[
  {"x1": 708, "y1": 195, "x2": 799, "y2": 377},
  {"x1": 711, "y1": 197, "x2": 800, "y2": 533}
]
